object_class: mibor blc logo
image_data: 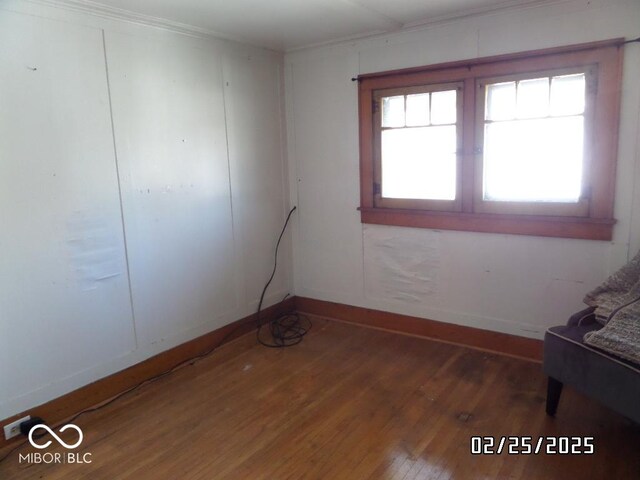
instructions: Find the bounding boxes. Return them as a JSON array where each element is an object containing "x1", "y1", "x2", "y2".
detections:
[{"x1": 19, "y1": 424, "x2": 92, "y2": 465}]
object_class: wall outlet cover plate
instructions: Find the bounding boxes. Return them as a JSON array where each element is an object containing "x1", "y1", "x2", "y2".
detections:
[{"x1": 3, "y1": 415, "x2": 31, "y2": 440}]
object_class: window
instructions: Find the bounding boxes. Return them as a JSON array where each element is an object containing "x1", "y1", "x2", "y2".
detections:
[
  {"x1": 358, "y1": 40, "x2": 624, "y2": 240},
  {"x1": 374, "y1": 83, "x2": 462, "y2": 211}
]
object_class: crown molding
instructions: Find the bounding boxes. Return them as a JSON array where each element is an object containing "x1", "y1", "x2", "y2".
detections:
[
  {"x1": 24, "y1": 0, "x2": 275, "y2": 51},
  {"x1": 285, "y1": 0, "x2": 570, "y2": 52},
  {"x1": 401, "y1": 0, "x2": 568, "y2": 30}
]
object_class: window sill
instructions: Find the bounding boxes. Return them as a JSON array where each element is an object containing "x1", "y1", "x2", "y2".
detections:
[{"x1": 359, "y1": 207, "x2": 615, "y2": 241}]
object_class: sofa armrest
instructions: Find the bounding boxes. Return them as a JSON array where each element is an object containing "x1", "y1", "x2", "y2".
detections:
[{"x1": 567, "y1": 306, "x2": 596, "y2": 326}]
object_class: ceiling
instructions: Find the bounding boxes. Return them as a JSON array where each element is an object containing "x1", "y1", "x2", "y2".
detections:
[{"x1": 81, "y1": 0, "x2": 549, "y2": 51}]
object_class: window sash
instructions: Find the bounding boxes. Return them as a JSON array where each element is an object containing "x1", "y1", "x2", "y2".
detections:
[
  {"x1": 473, "y1": 66, "x2": 597, "y2": 217},
  {"x1": 372, "y1": 82, "x2": 464, "y2": 212}
]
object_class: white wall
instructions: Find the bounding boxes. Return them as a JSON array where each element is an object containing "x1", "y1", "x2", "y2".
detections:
[
  {"x1": 285, "y1": 0, "x2": 640, "y2": 339},
  {"x1": 0, "y1": 1, "x2": 291, "y2": 420},
  {"x1": 1, "y1": 0, "x2": 638, "y2": 423}
]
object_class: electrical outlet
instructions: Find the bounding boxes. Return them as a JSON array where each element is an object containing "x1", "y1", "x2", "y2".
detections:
[{"x1": 3, "y1": 415, "x2": 30, "y2": 440}]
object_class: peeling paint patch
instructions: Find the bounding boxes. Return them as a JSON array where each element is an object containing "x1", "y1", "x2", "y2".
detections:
[{"x1": 363, "y1": 225, "x2": 440, "y2": 303}]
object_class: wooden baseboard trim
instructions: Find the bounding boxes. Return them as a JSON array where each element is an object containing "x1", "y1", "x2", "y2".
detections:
[
  {"x1": 295, "y1": 296, "x2": 543, "y2": 363},
  {"x1": 1, "y1": 295, "x2": 542, "y2": 450},
  {"x1": 0, "y1": 297, "x2": 295, "y2": 449}
]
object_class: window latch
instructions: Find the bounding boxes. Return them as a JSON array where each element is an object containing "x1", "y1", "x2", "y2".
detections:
[{"x1": 373, "y1": 182, "x2": 381, "y2": 195}]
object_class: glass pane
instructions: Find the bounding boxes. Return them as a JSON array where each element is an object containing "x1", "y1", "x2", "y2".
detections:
[
  {"x1": 381, "y1": 126, "x2": 456, "y2": 200},
  {"x1": 405, "y1": 93, "x2": 430, "y2": 126},
  {"x1": 382, "y1": 95, "x2": 405, "y2": 127},
  {"x1": 551, "y1": 74, "x2": 586, "y2": 116},
  {"x1": 486, "y1": 81, "x2": 516, "y2": 121},
  {"x1": 517, "y1": 78, "x2": 549, "y2": 119},
  {"x1": 483, "y1": 116, "x2": 584, "y2": 202},
  {"x1": 430, "y1": 90, "x2": 457, "y2": 125}
]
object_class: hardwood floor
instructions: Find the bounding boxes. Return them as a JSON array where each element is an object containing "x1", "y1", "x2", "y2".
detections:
[{"x1": 1, "y1": 318, "x2": 639, "y2": 479}]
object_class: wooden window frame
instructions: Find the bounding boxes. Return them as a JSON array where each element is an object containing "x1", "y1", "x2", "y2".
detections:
[
  {"x1": 357, "y1": 39, "x2": 624, "y2": 241},
  {"x1": 373, "y1": 82, "x2": 464, "y2": 212},
  {"x1": 474, "y1": 66, "x2": 594, "y2": 218}
]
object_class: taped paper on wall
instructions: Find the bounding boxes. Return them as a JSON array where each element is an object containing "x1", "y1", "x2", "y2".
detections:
[
  {"x1": 363, "y1": 225, "x2": 440, "y2": 303},
  {"x1": 66, "y1": 211, "x2": 123, "y2": 291}
]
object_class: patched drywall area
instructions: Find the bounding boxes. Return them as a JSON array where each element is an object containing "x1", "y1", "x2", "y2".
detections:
[
  {"x1": 363, "y1": 225, "x2": 441, "y2": 304},
  {"x1": 66, "y1": 210, "x2": 127, "y2": 292}
]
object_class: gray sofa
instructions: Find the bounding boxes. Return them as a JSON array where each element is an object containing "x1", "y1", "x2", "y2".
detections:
[{"x1": 543, "y1": 306, "x2": 640, "y2": 424}]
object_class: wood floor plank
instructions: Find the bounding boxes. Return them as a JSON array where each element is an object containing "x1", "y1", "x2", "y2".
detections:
[{"x1": 1, "y1": 319, "x2": 638, "y2": 479}]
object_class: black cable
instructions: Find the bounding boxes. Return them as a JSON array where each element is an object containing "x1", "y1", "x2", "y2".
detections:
[
  {"x1": 0, "y1": 205, "x2": 306, "y2": 465},
  {"x1": 256, "y1": 206, "x2": 311, "y2": 348}
]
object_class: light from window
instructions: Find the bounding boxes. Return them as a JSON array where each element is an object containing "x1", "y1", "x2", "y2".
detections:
[
  {"x1": 482, "y1": 73, "x2": 586, "y2": 203},
  {"x1": 380, "y1": 89, "x2": 458, "y2": 200}
]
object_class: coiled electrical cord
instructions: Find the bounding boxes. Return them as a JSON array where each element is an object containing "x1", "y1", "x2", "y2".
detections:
[{"x1": 256, "y1": 206, "x2": 311, "y2": 347}]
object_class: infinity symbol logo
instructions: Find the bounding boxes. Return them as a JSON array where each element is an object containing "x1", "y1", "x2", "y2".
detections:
[{"x1": 28, "y1": 424, "x2": 84, "y2": 450}]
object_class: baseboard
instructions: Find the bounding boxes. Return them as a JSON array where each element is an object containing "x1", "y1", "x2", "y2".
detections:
[
  {"x1": 0, "y1": 297, "x2": 295, "y2": 449},
  {"x1": 295, "y1": 296, "x2": 543, "y2": 362},
  {"x1": 1, "y1": 295, "x2": 543, "y2": 450}
]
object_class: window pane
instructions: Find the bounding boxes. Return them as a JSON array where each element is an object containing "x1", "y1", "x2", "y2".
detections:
[
  {"x1": 486, "y1": 82, "x2": 516, "y2": 121},
  {"x1": 517, "y1": 78, "x2": 549, "y2": 119},
  {"x1": 405, "y1": 93, "x2": 430, "y2": 126},
  {"x1": 431, "y1": 90, "x2": 457, "y2": 124},
  {"x1": 382, "y1": 95, "x2": 405, "y2": 127},
  {"x1": 483, "y1": 116, "x2": 584, "y2": 202},
  {"x1": 551, "y1": 74, "x2": 586, "y2": 116},
  {"x1": 381, "y1": 126, "x2": 456, "y2": 200}
]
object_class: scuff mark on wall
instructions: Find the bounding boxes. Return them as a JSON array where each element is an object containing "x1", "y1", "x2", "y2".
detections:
[
  {"x1": 551, "y1": 277, "x2": 585, "y2": 285},
  {"x1": 363, "y1": 225, "x2": 440, "y2": 303},
  {"x1": 66, "y1": 211, "x2": 122, "y2": 291}
]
